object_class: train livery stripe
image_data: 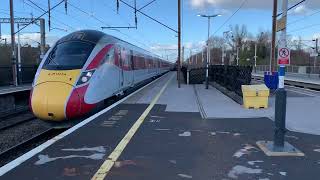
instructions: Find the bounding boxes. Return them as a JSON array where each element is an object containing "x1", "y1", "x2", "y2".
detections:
[
  {"x1": 66, "y1": 85, "x2": 96, "y2": 119},
  {"x1": 86, "y1": 44, "x2": 113, "y2": 70}
]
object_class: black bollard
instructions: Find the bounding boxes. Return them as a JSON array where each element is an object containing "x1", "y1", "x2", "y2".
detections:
[{"x1": 273, "y1": 88, "x2": 287, "y2": 149}]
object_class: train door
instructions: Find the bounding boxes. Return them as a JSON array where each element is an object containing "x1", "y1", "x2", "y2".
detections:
[
  {"x1": 120, "y1": 47, "x2": 133, "y2": 88},
  {"x1": 119, "y1": 47, "x2": 124, "y2": 89},
  {"x1": 129, "y1": 50, "x2": 134, "y2": 86}
]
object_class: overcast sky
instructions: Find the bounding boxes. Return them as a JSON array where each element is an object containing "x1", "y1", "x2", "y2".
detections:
[{"x1": 0, "y1": 0, "x2": 320, "y2": 61}]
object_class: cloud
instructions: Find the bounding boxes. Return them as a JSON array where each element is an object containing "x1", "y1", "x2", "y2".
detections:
[
  {"x1": 150, "y1": 41, "x2": 206, "y2": 61},
  {"x1": 150, "y1": 44, "x2": 178, "y2": 51},
  {"x1": 184, "y1": 41, "x2": 206, "y2": 49},
  {"x1": 189, "y1": 0, "x2": 320, "y2": 10},
  {"x1": 189, "y1": 0, "x2": 271, "y2": 10},
  {"x1": 291, "y1": 4, "x2": 309, "y2": 16},
  {"x1": 151, "y1": 41, "x2": 205, "y2": 51},
  {"x1": 1, "y1": 33, "x2": 59, "y2": 47}
]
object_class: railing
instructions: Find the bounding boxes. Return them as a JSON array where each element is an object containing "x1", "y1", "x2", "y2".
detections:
[
  {"x1": 0, "y1": 65, "x2": 38, "y2": 86},
  {"x1": 255, "y1": 65, "x2": 320, "y2": 75},
  {"x1": 0, "y1": 66, "x2": 13, "y2": 86},
  {"x1": 181, "y1": 65, "x2": 252, "y2": 96},
  {"x1": 210, "y1": 65, "x2": 252, "y2": 96},
  {"x1": 254, "y1": 65, "x2": 320, "y2": 81}
]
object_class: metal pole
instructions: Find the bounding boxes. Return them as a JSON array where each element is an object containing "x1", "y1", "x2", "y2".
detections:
[
  {"x1": 205, "y1": 17, "x2": 210, "y2": 89},
  {"x1": 182, "y1": 46, "x2": 184, "y2": 65},
  {"x1": 222, "y1": 45, "x2": 225, "y2": 65},
  {"x1": 177, "y1": 0, "x2": 181, "y2": 88},
  {"x1": 17, "y1": 23, "x2": 21, "y2": 84},
  {"x1": 202, "y1": 48, "x2": 204, "y2": 65},
  {"x1": 195, "y1": 51, "x2": 198, "y2": 66},
  {"x1": 39, "y1": 18, "x2": 46, "y2": 64},
  {"x1": 190, "y1": 50, "x2": 193, "y2": 65},
  {"x1": 189, "y1": 49, "x2": 192, "y2": 65},
  {"x1": 236, "y1": 47, "x2": 239, "y2": 66},
  {"x1": 270, "y1": 0, "x2": 278, "y2": 72},
  {"x1": 274, "y1": 0, "x2": 288, "y2": 149},
  {"x1": 10, "y1": 0, "x2": 18, "y2": 86},
  {"x1": 314, "y1": 38, "x2": 318, "y2": 74},
  {"x1": 254, "y1": 42, "x2": 257, "y2": 72}
]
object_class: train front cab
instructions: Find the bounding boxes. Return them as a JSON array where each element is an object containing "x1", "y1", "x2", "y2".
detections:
[{"x1": 31, "y1": 40, "x2": 96, "y2": 121}]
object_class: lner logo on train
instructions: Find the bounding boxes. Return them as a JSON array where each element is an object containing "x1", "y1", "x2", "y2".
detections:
[{"x1": 30, "y1": 30, "x2": 171, "y2": 122}]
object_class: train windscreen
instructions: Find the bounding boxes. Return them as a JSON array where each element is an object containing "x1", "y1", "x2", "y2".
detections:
[{"x1": 43, "y1": 41, "x2": 95, "y2": 70}]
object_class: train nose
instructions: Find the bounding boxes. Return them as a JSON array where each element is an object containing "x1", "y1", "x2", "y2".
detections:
[{"x1": 31, "y1": 82, "x2": 80, "y2": 121}]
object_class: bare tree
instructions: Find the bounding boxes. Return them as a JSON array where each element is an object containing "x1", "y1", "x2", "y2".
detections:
[
  {"x1": 207, "y1": 36, "x2": 224, "y2": 48},
  {"x1": 227, "y1": 24, "x2": 248, "y2": 49}
]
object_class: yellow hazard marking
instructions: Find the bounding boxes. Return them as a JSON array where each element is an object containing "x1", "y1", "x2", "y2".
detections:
[
  {"x1": 91, "y1": 74, "x2": 174, "y2": 180},
  {"x1": 31, "y1": 69, "x2": 81, "y2": 121}
]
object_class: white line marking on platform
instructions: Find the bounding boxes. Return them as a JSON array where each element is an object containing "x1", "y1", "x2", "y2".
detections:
[
  {"x1": 177, "y1": 174, "x2": 193, "y2": 179},
  {"x1": 0, "y1": 73, "x2": 170, "y2": 177},
  {"x1": 91, "y1": 74, "x2": 174, "y2": 180},
  {"x1": 155, "y1": 128, "x2": 171, "y2": 131},
  {"x1": 286, "y1": 88, "x2": 316, "y2": 97},
  {"x1": 179, "y1": 131, "x2": 191, "y2": 137},
  {"x1": 35, "y1": 153, "x2": 105, "y2": 165}
]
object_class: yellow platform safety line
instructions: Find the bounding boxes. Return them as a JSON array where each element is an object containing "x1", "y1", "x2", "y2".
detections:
[{"x1": 91, "y1": 74, "x2": 174, "y2": 180}]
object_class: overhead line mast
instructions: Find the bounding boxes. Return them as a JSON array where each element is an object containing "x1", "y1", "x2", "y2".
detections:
[
  {"x1": 178, "y1": 0, "x2": 181, "y2": 88},
  {"x1": 9, "y1": 0, "x2": 18, "y2": 86},
  {"x1": 48, "y1": 0, "x2": 51, "y2": 31}
]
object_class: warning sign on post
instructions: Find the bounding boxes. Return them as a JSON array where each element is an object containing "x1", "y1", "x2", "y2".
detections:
[{"x1": 278, "y1": 47, "x2": 290, "y2": 65}]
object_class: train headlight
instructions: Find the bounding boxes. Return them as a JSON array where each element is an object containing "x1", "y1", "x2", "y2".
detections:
[
  {"x1": 77, "y1": 70, "x2": 95, "y2": 86},
  {"x1": 86, "y1": 71, "x2": 93, "y2": 77},
  {"x1": 81, "y1": 76, "x2": 88, "y2": 83}
]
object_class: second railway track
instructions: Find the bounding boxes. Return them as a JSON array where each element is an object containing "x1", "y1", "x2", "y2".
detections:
[{"x1": 0, "y1": 112, "x2": 36, "y2": 131}]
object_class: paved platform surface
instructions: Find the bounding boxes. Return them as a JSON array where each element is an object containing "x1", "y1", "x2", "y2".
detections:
[
  {"x1": 1, "y1": 72, "x2": 320, "y2": 180},
  {"x1": 0, "y1": 84, "x2": 31, "y2": 95}
]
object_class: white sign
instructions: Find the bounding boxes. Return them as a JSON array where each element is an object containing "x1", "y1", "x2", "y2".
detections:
[
  {"x1": 276, "y1": 17, "x2": 287, "y2": 32},
  {"x1": 277, "y1": 47, "x2": 290, "y2": 65}
]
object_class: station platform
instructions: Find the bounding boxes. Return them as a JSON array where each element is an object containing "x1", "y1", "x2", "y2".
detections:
[
  {"x1": 1, "y1": 72, "x2": 320, "y2": 180},
  {"x1": 0, "y1": 84, "x2": 31, "y2": 95}
]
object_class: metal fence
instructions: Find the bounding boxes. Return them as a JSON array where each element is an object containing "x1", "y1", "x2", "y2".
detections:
[
  {"x1": 210, "y1": 65, "x2": 252, "y2": 96},
  {"x1": 0, "y1": 65, "x2": 38, "y2": 86},
  {"x1": 182, "y1": 65, "x2": 252, "y2": 96},
  {"x1": 255, "y1": 65, "x2": 320, "y2": 75},
  {"x1": 0, "y1": 66, "x2": 13, "y2": 86},
  {"x1": 181, "y1": 66, "x2": 206, "y2": 84}
]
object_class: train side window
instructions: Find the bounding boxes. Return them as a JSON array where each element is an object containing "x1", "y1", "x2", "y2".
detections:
[
  {"x1": 130, "y1": 50, "x2": 134, "y2": 70},
  {"x1": 120, "y1": 48, "x2": 131, "y2": 70},
  {"x1": 104, "y1": 47, "x2": 114, "y2": 65}
]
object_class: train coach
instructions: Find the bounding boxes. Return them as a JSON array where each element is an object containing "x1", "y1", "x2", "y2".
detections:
[{"x1": 30, "y1": 30, "x2": 171, "y2": 121}]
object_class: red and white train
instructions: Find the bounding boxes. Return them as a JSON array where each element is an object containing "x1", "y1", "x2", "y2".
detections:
[{"x1": 30, "y1": 30, "x2": 171, "y2": 121}]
